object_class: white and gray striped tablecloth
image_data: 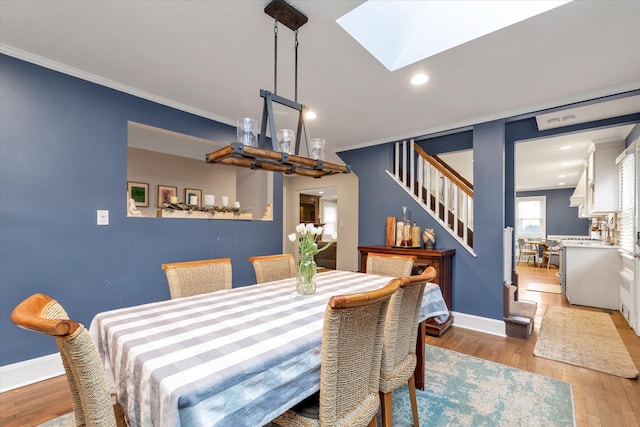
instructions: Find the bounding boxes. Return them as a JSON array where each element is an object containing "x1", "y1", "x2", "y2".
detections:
[{"x1": 89, "y1": 270, "x2": 448, "y2": 427}]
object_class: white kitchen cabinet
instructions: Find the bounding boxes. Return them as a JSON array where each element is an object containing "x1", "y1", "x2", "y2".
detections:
[
  {"x1": 564, "y1": 243, "x2": 621, "y2": 310},
  {"x1": 585, "y1": 139, "x2": 624, "y2": 215},
  {"x1": 569, "y1": 168, "x2": 586, "y2": 208}
]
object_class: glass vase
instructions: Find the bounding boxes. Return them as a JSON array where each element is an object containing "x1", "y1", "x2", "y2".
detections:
[{"x1": 296, "y1": 255, "x2": 317, "y2": 295}]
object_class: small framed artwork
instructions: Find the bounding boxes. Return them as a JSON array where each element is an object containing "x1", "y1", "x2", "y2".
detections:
[
  {"x1": 185, "y1": 188, "x2": 202, "y2": 208},
  {"x1": 157, "y1": 185, "x2": 178, "y2": 207},
  {"x1": 127, "y1": 181, "x2": 149, "y2": 207}
]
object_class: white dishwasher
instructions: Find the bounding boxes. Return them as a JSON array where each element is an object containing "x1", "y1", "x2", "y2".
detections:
[{"x1": 563, "y1": 242, "x2": 621, "y2": 310}]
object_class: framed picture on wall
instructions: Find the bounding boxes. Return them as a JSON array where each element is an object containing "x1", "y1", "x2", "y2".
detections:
[
  {"x1": 127, "y1": 181, "x2": 149, "y2": 207},
  {"x1": 157, "y1": 185, "x2": 178, "y2": 207},
  {"x1": 185, "y1": 188, "x2": 202, "y2": 208}
]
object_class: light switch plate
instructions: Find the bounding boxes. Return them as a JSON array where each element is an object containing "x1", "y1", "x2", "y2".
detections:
[{"x1": 97, "y1": 210, "x2": 109, "y2": 225}]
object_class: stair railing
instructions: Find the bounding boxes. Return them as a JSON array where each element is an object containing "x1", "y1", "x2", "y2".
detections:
[{"x1": 387, "y1": 139, "x2": 475, "y2": 255}]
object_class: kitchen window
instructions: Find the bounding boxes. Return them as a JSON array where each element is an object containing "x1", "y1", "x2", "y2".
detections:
[
  {"x1": 617, "y1": 147, "x2": 634, "y2": 254},
  {"x1": 516, "y1": 196, "x2": 546, "y2": 239}
]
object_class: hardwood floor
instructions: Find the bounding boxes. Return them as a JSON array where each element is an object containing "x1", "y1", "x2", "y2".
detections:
[{"x1": 1, "y1": 264, "x2": 638, "y2": 426}]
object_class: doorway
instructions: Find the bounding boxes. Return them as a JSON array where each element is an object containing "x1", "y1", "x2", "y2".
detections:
[{"x1": 299, "y1": 187, "x2": 338, "y2": 269}]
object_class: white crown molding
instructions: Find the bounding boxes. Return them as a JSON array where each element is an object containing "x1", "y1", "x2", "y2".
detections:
[
  {"x1": 338, "y1": 82, "x2": 640, "y2": 153},
  {"x1": 0, "y1": 353, "x2": 64, "y2": 393},
  {"x1": 3, "y1": 44, "x2": 637, "y2": 155},
  {"x1": 0, "y1": 44, "x2": 236, "y2": 128}
]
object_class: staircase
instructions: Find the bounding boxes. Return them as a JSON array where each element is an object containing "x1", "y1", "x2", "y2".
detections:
[{"x1": 386, "y1": 140, "x2": 475, "y2": 255}]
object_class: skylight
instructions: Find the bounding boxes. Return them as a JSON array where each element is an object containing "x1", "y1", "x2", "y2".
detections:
[{"x1": 337, "y1": 1, "x2": 572, "y2": 71}]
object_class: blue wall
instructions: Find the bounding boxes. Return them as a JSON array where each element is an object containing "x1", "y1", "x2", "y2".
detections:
[
  {"x1": 340, "y1": 97, "x2": 640, "y2": 324},
  {"x1": 2, "y1": 52, "x2": 638, "y2": 367},
  {"x1": 516, "y1": 188, "x2": 591, "y2": 236},
  {"x1": 0, "y1": 54, "x2": 283, "y2": 365},
  {"x1": 340, "y1": 121, "x2": 507, "y2": 319}
]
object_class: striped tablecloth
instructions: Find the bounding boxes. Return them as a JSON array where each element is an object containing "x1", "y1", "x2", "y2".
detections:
[{"x1": 89, "y1": 270, "x2": 448, "y2": 427}]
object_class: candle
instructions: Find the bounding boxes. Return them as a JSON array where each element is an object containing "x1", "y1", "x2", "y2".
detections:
[
  {"x1": 221, "y1": 196, "x2": 229, "y2": 207},
  {"x1": 189, "y1": 195, "x2": 198, "y2": 205},
  {"x1": 234, "y1": 201, "x2": 240, "y2": 208},
  {"x1": 204, "y1": 194, "x2": 215, "y2": 206},
  {"x1": 169, "y1": 196, "x2": 178, "y2": 204}
]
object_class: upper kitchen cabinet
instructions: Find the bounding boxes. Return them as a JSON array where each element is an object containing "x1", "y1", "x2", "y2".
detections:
[
  {"x1": 569, "y1": 167, "x2": 586, "y2": 208},
  {"x1": 584, "y1": 139, "x2": 624, "y2": 215}
]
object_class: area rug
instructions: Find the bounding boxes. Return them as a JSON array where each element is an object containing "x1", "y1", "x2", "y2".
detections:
[
  {"x1": 534, "y1": 306, "x2": 639, "y2": 378},
  {"x1": 526, "y1": 281, "x2": 562, "y2": 294},
  {"x1": 37, "y1": 412, "x2": 74, "y2": 427},
  {"x1": 376, "y1": 344, "x2": 574, "y2": 426},
  {"x1": 42, "y1": 345, "x2": 575, "y2": 427}
]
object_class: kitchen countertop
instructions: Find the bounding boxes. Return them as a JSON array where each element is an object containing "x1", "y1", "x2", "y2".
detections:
[{"x1": 561, "y1": 241, "x2": 619, "y2": 249}]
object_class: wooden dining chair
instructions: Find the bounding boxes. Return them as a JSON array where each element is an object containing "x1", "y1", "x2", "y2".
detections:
[
  {"x1": 162, "y1": 258, "x2": 232, "y2": 299},
  {"x1": 543, "y1": 239, "x2": 560, "y2": 268},
  {"x1": 272, "y1": 279, "x2": 400, "y2": 427},
  {"x1": 366, "y1": 252, "x2": 416, "y2": 277},
  {"x1": 379, "y1": 273, "x2": 433, "y2": 427},
  {"x1": 248, "y1": 254, "x2": 296, "y2": 284},
  {"x1": 11, "y1": 293, "x2": 127, "y2": 427},
  {"x1": 517, "y1": 239, "x2": 538, "y2": 265}
]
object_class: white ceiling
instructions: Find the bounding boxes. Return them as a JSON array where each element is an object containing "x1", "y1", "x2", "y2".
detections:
[
  {"x1": 1, "y1": 0, "x2": 639, "y2": 190},
  {"x1": 440, "y1": 122, "x2": 635, "y2": 192}
]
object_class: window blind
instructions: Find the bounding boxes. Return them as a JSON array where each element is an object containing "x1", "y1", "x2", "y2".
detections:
[{"x1": 618, "y1": 151, "x2": 634, "y2": 254}]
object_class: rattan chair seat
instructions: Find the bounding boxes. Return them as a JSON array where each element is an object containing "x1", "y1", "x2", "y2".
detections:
[
  {"x1": 249, "y1": 254, "x2": 296, "y2": 284},
  {"x1": 11, "y1": 293, "x2": 126, "y2": 427},
  {"x1": 162, "y1": 258, "x2": 232, "y2": 299},
  {"x1": 272, "y1": 279, "x2": 400, "y2": 427},
  {"x1": 379, "y1": 273, "x2": 432, "y2": 427},
  {"x1": 365, "y1": 252, "x2": 415, "y2": 277}
]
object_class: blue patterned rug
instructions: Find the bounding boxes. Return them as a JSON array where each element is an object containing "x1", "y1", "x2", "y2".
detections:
[
  {"x1": 379, "y1": 344, "x2": 575, "y2": 426},
  {"x1": 40, "y1": 345, "x2": 575, "y2": 426}
]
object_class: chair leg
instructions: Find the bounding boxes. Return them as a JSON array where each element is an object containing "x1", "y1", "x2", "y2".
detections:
[
  {"x1": 408, "y1": 374, "x2": 420, "y2": 427},
  {"x1": 379, "y1": 391, "x2": 393, "y2": 427},
  {"x1": 368, "y1": 415, "x2": 378, "y2": 427}
]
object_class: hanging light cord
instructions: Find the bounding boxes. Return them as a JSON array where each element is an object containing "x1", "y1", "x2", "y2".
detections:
[
  {"x1": 273, "y1": 12, "x2": 278, "y2": 95},
  {"x1": 294, "y1": 29, "x2": 299, "y2": 103}
]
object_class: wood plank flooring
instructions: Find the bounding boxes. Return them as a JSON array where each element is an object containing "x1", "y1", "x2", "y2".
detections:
[{"x1": 1, "y1": 264, "x2": 638, "y2": 426}]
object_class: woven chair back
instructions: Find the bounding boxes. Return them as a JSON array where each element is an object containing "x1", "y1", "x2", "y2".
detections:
[
  {"x1": 162, "y1": 258, "x2": 232, "y2": 299},
  {"x1": 365, "y1": 252, "x2": 416, "y2": 277},
  {"x1": 319, "y1": 279, "x2": 400, "y2": 425},
  {"x1": 11, "y1": 293, "x2": 118, "y2": 427},
  {"x1": 379, "y1": 275, "x2": 428, "y2": 393},
  {"x1": 249, "y1": 254, "x2": 296, "y2": 284}
]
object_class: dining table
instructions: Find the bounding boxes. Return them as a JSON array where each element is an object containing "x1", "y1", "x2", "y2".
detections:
[
  {"x1": 89, "y1": 269, "x2": 449, "y2": 427},
  {"x1": 524, "y1": 240, "x2": 546, "y2": 266}
]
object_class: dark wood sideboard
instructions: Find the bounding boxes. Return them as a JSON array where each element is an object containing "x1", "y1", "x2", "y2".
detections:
[{"x1": 358, "y1": 245, "x2": 455, "y2": 336}]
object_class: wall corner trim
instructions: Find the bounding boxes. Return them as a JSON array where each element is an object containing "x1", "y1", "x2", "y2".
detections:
[{"x1": 0, "y1": 353, "x2": 64, "y2": 393}]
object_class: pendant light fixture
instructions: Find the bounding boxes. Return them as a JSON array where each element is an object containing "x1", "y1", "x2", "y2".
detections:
[{"x1": 206, "y1": 0, "x2": 351, "y2": 178}]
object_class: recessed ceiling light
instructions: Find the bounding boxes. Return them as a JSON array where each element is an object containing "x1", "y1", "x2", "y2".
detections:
[
  {"x1": 558, "y1": 182, "x2": 565, "y2": 186},
  {"x1": 558, "y1": 174, "x2": 566, "y2": 178},
  {"x1": 411, "y1": 73, "x2": 429, "y2": 85},
  {"x1": 559, "y1": 145, "x2": 571, "y2": 150},
  {"x1": 305, "y1": 110, "x2": 317, "y2": 120},
  {"x1": 319, "y1": 191, "x2": 324, "y2": 194},
  {"x1": 561, "y1": 162, "x2": 570, "y2": 166}
]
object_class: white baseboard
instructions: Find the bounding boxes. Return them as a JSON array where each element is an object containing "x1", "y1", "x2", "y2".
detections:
[
  {"x1": 451, "y1": 311, "x2": 506, "y2": 337},
  {"x1": 0, "y1": 353, "x2": 64, "y2": 393}
]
